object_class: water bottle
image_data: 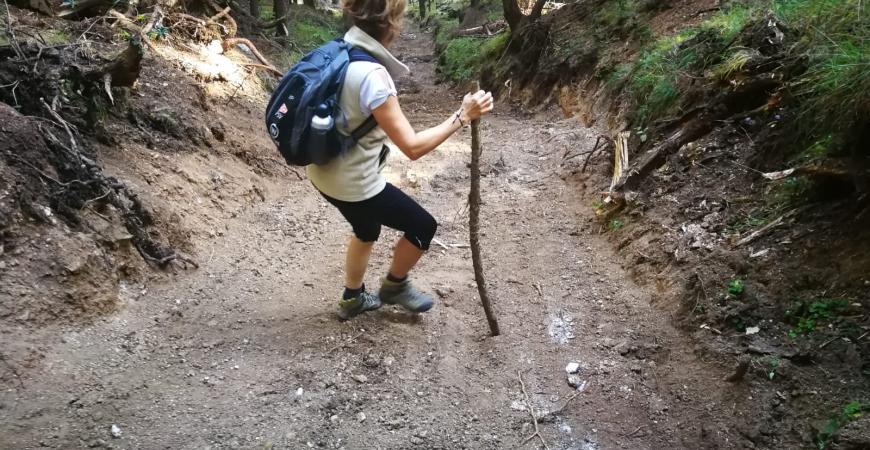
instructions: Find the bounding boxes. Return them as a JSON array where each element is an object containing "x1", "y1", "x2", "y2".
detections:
[
  {"x1": 311, "y1": 103, "x2": 334, "y2": 134},
  {"x1": 308, "y1": 103, "x2": 334, "y2": 164}
]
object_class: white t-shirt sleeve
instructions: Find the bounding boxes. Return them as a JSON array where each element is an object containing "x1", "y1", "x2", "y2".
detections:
[{"x1": 358, "y1": 66, "x2": 397, "y2": 116}]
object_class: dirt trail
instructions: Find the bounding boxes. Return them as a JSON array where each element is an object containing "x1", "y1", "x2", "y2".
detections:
[{"x1": 1, "y1": 28, "x2": 757, "y2": 449}]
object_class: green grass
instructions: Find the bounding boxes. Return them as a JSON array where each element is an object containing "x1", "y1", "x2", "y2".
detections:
[
  {"x1": 711, "y1": 48, "x2": 756, "y2": 79},
  {"x1": 754, "y1": 355, "x2": 781, "y2": 380},
  {"x1": 438, "y1": 31, "x2": 508, "y2": 82},
  {"x1": 622, "y1": 3, "x2": 759, "y2": 124},
  {"x1": 817, "y1": 400, "x2": 864, "y2": 449},
  {"x1": 702, "y1": 4, "x2": 751, "y2": 39},
  {"x1": 628, "y1": 29, "x2": 701, "y2": 123},
  {"x1": 269, "y1": 8, "x2": 342, "y2": 68},
  {"x1": 774, "y1": 0, "x2": 868, "y2": 155},
  {"x1": 728, "y1": 279, "x2": 745, "y2": 296},
  {"x1": 608, "y1": 218, "x2": 625, "y2": 230},
  {"x1": 785, "y1": 297, "x2": 850, "y2": 337}
]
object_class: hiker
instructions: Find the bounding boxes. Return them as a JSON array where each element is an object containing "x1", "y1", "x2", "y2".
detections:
[{"x1": 308, "y1": 0, "x2": 494, "y2": 320}]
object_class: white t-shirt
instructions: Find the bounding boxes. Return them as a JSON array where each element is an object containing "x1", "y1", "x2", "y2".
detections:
[{"x1": 354, "y1": 62, "x2": 397, "y2": 116}]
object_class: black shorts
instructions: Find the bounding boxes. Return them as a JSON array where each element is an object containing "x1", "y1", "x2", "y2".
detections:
[{"x1": 320, "y1": 183, "x2": 438, "y2": 250}]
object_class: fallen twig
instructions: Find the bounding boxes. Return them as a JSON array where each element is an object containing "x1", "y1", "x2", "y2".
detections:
[
  {"x1": 327, "y1": 330, "x2": 366, "y2": 353},
  {"x1": 3, "y1": 0, "x2": 25, "y2": 60},
  {"x1": 431, "y1": 237, "x2": 450, "y2": 250},
  {"x1": 581, "y1": 134, "x2": 612, "y2": 173},
  {"x1": 625, "y1": 424, "x2": 649, "y2": 438},
  {"x1": 517, "y1": 370, "x2": 549, "y2": 450},
  {"x1": 735, "y1": 216, "x2": 784, "y2": 246},
  {"x1": 537, "y1": 390, "x2": 583, "y2": 422},
  {"x1": 818, "y1": 336, "x2": 841, "y2": 349}
]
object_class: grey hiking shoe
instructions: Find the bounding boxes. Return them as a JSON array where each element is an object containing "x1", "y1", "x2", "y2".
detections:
[
  {"x1": 379, "y1": 278, "x2": 434, "y2": 313},
  {"x1": 338, "y1": 291, "x2": 382, "y2": 321}
]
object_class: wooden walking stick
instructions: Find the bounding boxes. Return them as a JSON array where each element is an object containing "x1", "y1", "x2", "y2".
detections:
[{"x1": 469, "y1": 101, "x2": 500, "y2": 337}]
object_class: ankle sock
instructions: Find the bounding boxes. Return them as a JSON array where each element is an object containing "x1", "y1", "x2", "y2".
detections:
[
  {"x1": 386, "y1": 273, "x2": 407, "y2": 283},
  {"x1": 343, "y1": 284, "x2": 365, "y2": 300}
]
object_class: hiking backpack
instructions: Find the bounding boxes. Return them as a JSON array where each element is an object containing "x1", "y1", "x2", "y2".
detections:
[{"x1": 265, "y1": 39, "x2": 379, "y2": 166}]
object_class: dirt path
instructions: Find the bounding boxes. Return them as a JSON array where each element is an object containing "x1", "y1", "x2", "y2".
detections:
[{"x1": 1, "y1": 28, "x2": 755, "y2": 449}]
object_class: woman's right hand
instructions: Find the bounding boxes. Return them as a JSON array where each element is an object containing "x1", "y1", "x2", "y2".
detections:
[{"x1": 460, "y1": 90, "x2": 494, "y2": 122}]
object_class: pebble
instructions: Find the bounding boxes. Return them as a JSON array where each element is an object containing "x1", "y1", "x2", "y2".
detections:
[
  {"x1": 110, "y1": 424, "x2": 122, "y2": 438},
  {"x1": 295, "y1": 387, "x2": 304, "y2": 397},
  {"x1": 357, "y1": 412, "x2": 366, "y2": 422},
  {"x1": 352, "y1": 374, "x2": 368, "y2": 384},
  {"x1": 565, "y1": 362, "x2": 580, "y2": 374},
  {"x1": 330, "y1": 415, "x2": 339, "y2": 423},
  {"x1": 567, "y1": 374, "x2": 583, "y2": 389}
]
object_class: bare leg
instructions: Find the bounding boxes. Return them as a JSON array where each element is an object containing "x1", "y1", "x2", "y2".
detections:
[
  {"x1": 388, "y1": 237, "x2": 425, "y2": 279},
  {"x1": 346, "y1": 236, "x2": 375, "y2": 289}
]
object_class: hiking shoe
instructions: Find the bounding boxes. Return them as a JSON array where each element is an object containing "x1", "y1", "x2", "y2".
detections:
[
  {"x1": 338, "y1": 291, "x2": 382, "y2": 321},
  {"x1": 379, "y1": 278, "x2": 434, "y2": 313}
]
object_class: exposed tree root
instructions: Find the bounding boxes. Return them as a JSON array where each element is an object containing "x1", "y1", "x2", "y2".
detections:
[{"x1": 222, "y1": 37, "x2": 282, "y2": 77}]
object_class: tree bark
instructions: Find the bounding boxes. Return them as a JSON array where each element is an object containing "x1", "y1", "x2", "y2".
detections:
[
  {"x1": 469, "y1": 118, "x2": 501, "y2": 337},
  {"x1": 417, "y1": 0, "x2": 427, "y2": 19},
  {"x1": 528, "y1": 0, "x2": 547, "y2": 20},
  {"x1": 273, "y1": 0, "x2": 289, "y2": 36},
  {"x1": 502, "y1": 0, "x2": 523, "y2": 32},
  {"x1": 249, "y1": 0, "x2": 260, "y2": 19}
]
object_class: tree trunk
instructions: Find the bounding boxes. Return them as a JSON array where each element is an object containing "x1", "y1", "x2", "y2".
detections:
[
  {"x1": 302, "y1": 0, "x2": 314, "y2": 7},
  {"x1": 502, "y1": 0, "x2": 523, "y2": 32},
  {"x1": 249, "y1": 0, "x2": 260, "y2": 19},
  {"x1": 528, "y1": 0, "x2": 547, "y2": 20},
  {"x1": 273, "y1": 0, "x2": 288, "y2": 36},
  {"x1": 417, "y1": 0, "x2": 427, "y2": 19}
]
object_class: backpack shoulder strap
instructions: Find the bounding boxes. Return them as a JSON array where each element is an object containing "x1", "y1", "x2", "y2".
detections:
[
  {"x1": 350, "y1": 115, "x2": 378, "y2": 142},
  {"x1": 347, "y1": 46, "x2": 381, "y2": 142}
]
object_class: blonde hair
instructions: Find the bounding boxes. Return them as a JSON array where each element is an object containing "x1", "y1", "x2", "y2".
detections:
[{"x1": 343, "y1": 0, "x2": 407, "y2": 42}]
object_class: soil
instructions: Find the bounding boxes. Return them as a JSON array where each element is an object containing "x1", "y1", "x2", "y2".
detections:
[{"x1": 0, "y1": 19, "x2": 866, "y2": 450}]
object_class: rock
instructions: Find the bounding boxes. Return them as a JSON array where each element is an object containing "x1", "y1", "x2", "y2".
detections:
[
  {"x1": 565, "y1": 362, "x2": 580, "y2": 374},
  {"x1": 295, "y1": 387, "x2": 304, "y2": 397},
  {"x1": 357, "y1": 412, "x2": 366, "y2": 422},
  {"x1": 351, "y1": 374, "x2": 368, "y2": 384},
  {"x1": 329, "y1": 415, "x2": 339, "y2": 423},
  {"x1": 521, "y1": 422, "x2": 532, "y2": 435},
  {"x1": 110, "y1": 424, "x2": 122, "y2": 438},
  {"x1": 567, "y1": 374, "x2": 583, "y2": 389}
]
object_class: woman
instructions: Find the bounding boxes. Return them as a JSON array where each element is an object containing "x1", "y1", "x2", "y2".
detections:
[{"x1": 309, "y1": 0, "x2": 494, "y2": 320}]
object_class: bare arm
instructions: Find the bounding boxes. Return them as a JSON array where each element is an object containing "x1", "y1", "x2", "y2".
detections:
[{"x1": 372, "y1": 90, "x2": 493, "y2": 161}]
